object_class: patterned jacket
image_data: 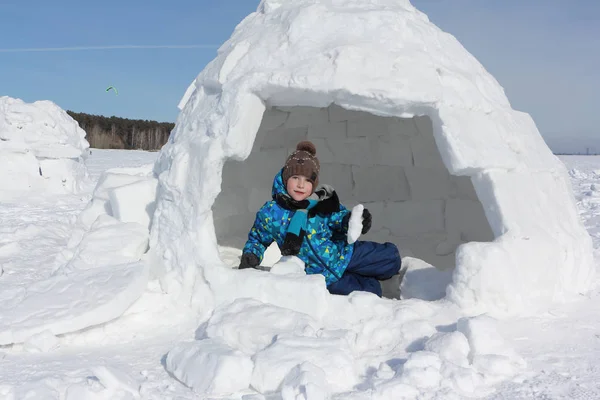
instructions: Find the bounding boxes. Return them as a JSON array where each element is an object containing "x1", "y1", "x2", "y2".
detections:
[{"x1": 243, "y1": 170, "x2": 354, "y2": 285}]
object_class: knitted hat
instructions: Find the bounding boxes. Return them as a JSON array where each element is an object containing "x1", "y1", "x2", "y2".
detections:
[{"x1": 283, "y1": 141, "x2": 320, "y2": 190}]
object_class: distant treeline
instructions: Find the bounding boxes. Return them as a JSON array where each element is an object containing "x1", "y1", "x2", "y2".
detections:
[{"x1": 67, "y1": 111, "x2": 174, "y2": 150}]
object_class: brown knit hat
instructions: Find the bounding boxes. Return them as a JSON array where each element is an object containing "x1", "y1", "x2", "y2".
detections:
[{"x1": 282, "y1": 141, "x2": 320, "y2": 190}]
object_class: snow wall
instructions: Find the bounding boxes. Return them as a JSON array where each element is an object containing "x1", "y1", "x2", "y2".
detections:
[
  {"x1": 216, "y1": 106, "x2": 494, "y2": 271},
  {"x1": 0, "y1": 96, "x2": 89, "y2": 198},
  {"x1": 150, "y1": 0, "x2": 594, "y2": 316}
]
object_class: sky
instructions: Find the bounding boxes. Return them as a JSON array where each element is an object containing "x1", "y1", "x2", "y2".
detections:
[{"x1": 0, "y1": 0, "x2": 598, "y2": 150}]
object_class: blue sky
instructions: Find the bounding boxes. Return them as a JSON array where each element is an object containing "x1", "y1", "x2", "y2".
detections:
[{"x1": 0, "y1": 1, "x2": 598, "y2": 148}]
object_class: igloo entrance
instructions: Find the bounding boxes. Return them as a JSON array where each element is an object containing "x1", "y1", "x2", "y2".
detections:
[{"x1": 213, "y1": 104, "x2": 494, "y2": 271}]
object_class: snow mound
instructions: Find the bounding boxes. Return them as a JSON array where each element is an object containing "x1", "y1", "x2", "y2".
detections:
[{"x1": 0, "y1": 96, "x2": 89, "y2": 198}]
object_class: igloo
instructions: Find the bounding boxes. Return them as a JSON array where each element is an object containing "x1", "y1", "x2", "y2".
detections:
[
  {"x1": 150, "y1": 0, "x2": 594, "y2": 315},
  {"x1": 0, "y1": 96, "x2": 89, "y2": 198}
]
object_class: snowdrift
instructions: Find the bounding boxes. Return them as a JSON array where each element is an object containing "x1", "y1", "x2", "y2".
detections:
[{"x1": 0, "y1": 96, "x2": 89, "y2": 198}]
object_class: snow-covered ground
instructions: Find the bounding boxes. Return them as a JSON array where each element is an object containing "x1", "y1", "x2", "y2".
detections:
[{"x1": 0, "y1": 150, "x2": 599, "y2": 399}]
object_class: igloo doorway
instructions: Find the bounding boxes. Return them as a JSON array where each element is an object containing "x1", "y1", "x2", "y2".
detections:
[{"x1": 213, "y1": 104, "x2": 494, "y2": 272}]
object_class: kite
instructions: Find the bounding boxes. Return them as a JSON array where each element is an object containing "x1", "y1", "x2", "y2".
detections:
[{"x1": 106, "y1": 86, "x2": 118, "y2": 95}]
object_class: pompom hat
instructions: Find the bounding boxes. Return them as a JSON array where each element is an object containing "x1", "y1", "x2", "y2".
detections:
[{"x1": 282, "y1": 141, "x2": 320, "y2": 190}]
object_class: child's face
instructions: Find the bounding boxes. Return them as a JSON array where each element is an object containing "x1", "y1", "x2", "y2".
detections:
[{"x1": 286, "y1": 175, "x2": 313, "y2": 201}]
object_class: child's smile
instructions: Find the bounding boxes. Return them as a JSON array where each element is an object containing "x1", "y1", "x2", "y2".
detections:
[{"x1": 286, "y1": 175, "x2": 313, "y2": 201}]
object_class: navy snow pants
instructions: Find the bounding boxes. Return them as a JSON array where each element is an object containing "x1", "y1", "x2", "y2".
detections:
[{"x1": 327, "y1": 241, "x2": 401, "y2": 297}]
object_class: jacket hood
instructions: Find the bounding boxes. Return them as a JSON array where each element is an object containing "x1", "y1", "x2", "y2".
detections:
[{"x1": 272, "y1": 169, "x2": 287, "y2": 200}]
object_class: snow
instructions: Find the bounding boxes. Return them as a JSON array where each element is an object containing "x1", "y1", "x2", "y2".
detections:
[
  {"x1": 1, "y1": 149, "x2": 600, "y2": 399},
  {"x1": 347, "y1": 204, "x2": 364, "y2": 244},
  {"x1": 165, "y1": 339, "x2": 253, "y2": 395},
  {"x1": 151, "y1": 0, "x2": 593, "y2": 321},
  {"x1": 0, "y1": 96, "x2": 89, "y2": 199},
  {"x1": 1, "y1": 1, "x2": 600, "y2": 399},
  {"x1": 0, "y1": 261, "x2": 148, "y2": 345}
]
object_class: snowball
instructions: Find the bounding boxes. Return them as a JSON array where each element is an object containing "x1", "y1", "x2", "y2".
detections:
[{"x1": 347, "y1": 204, "x2": 364, "y2": 244}]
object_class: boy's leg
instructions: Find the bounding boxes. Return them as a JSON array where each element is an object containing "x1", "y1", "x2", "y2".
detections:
[
  {"x1": 327, "y1": 272, "x2": 382, "y2": 297},
  {"x1": 346, "y1": 241, "x2": 401, "y2": 280}
]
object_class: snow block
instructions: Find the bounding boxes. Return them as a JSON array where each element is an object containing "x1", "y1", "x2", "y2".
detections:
[
  {"x1": 165, "y1": 339, "x2": 253, "y2": 395},
  {"x1": 251, "y1": 335, "x2": 357, "y2": 393},
  {"x1": 370, "y1": 133, "x2": 414, "y2": 168},
  {"x1": 62, "y1": 216, "x2": 149, "y2": 273},
  {"x1": 205, "y1": 267, "x2": 330, "y2": 321},
  {"x1": 400, "y1": 257, "x2": 453, "y2": 301},
  {"x1": 404, "y1": 167, "x2": 452, "y2": 200},
  {"x1": 319, "y1": 163, "x2": 353, "y2": 200},
  {"x1": 308, "y1": 121, "x2": 347, "y2": 140},
  {"x1": 410, "y1": 126, "x2": 447, "y2": 170},
  {"x1": 261, "y1": 126, "x2": 308, "y2": 150},
  {"x1": 0, "y1": 261, "x2": 148, "y2": 345},
  {"x1": 280, "y1": 362, "x2": 331, "y2": 400},
  {"x1": 283, "y1": 106, "x2": 328, "y2": 129},
  {"x1": 108, "y1": 177, "x2": 158, "y2": 230},
  {"x1": 311, "y1": 137, "x2": 371, "y2": 166},
  {"x1": 260, "y1": 108, "x2": 289, "y2": 131},
  {"x1": 445, "y1": 199, "x2": 494, "y2": 243},
  {"x1": 382, "y1": 201, "x2": 444, "y2": 236},
  {"x1": 352, "y1": 165, "x2": 410, "y2": 202},
  {"x1": 347, "y1": 115, "x2": 396, "y2": 137},
  {"x1": 202, "y1": 298, "x2": 320, "y2": 354},
  {"x1": 77, "y1": 166, "x2": 155, "y2": 230},
  {"x1": 423, "y1": 331, "x2": 470, "y2": 368}
]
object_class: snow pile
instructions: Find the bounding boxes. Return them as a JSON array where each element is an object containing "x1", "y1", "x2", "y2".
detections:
[
  {"x1": 0, "y1": 164, "x2": 158, "y2": 345},
  {"x1": 0, "y1": 96, "x2": 89, "y2": 198},
  {"x1": 164, "y1": 294, "x2": 525, "y2": 397}
]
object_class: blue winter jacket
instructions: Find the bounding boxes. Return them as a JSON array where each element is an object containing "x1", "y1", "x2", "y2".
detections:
[{"x1": 243, "y1": 170, "x2": 354, "y2": 285}]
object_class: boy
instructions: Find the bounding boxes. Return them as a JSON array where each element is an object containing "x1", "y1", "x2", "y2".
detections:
[{"x1": 239, "y1": 141, "x2": 401, "y2": 297}]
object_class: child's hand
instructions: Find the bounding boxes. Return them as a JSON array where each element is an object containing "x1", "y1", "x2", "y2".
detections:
[
  {"x1": 361, "y1": 208, "x2": 372, "y2": 234},
  {"x1": 239, "y1": 253, "x2": 260, "y2": 269},
  {"x1": 348, "y1": 205, "x2": 373, "y2": 244}
]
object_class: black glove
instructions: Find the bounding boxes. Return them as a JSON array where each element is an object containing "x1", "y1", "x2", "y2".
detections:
[
  {"x1": 361, "y1": 208, "x2": 372, "y2": 235},
  {"x1": 238, "y1": 253, "x2": 260, "y2": 269}
]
